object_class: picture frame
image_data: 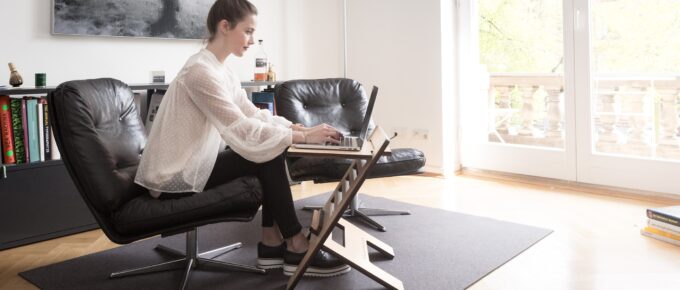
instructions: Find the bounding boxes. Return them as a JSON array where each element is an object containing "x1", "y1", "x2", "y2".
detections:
[{"x1": 51, "y1": 0, "x2": 212, "y2": 40}]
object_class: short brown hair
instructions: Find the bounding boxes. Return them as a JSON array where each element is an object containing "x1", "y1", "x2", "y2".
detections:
[{"x1": 206, "y1": 0, "x2": 258, "y2": 41}]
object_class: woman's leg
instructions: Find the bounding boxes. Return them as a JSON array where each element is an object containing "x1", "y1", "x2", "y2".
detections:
[{"x1": 205, "y1": 149, "x2": 303, "y2": 242}]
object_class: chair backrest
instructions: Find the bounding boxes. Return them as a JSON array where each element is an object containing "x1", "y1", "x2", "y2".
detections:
[
  {"x1": 275, "y1": 78, "x2": 374, "y2": 136},
  {"x1": 49, "y1": 78, "x2": 148, "y2": 223}
]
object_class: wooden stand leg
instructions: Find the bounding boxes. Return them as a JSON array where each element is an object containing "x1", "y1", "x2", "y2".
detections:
[
  {"x1": 286, "y1": 126, "x2": 402, "y2": 290},
  {"x1": 322, "y1": 219, "x2": 403, "y2": 290}
]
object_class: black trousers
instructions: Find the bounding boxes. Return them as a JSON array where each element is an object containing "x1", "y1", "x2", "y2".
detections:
[
  {"x1": 160, "y1": 150, "x2": 302, "y2": 239},
  {"x1": 208, "y1": 150, "x2": 302, "y2": 239}
]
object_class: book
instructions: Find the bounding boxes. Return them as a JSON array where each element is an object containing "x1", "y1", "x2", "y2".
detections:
[
  {"x1": 21, "y1": 98, "x2": 29, "y2": 161},
  {"x1": 252, "y1": 91, "x2": 276, "y2": 114},
  {"x1": 648, "y1": 218, "x2": 680, "y2": 235},
  {"x1": 42, "y1": 99, "x2": 51, "y2": 160},
  {"x1": 0, "y1": 95, "x2": 16, "y2": 164},
  {"x1": 145, "y1": 91, "x2": 165, "y2": 134},
  {"x1": 9, "y1": 98, "x2": 25, "y2": 164},
  {"x1": 641, "y1": 225, "x2": 680, "y2": 247},
  {"x1": 133, "y1": 92, "x2": 147, "y2": 121},
  {"x1": 253, "y1": 102, "x2": 274, "y2": 113},
  {"x1": 251, "y1": 91, "x2": 275, "y2": 103},
  {"x1": 37, "y1": 100, "x2": 45, "y2": 162},
  {"x1": 25, "y1": 98, "x2": 40, "y2": 163},
  {"x1": 50, "y1": 128, "x2": 60, "y2": 160},
  {"x1": 647, "y1": 206, "x2": 680, "y2": 227}
]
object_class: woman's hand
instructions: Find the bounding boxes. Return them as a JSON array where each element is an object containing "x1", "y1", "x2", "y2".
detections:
[{"x1": 301, "y1": 123, "x2": 342, "y2": 144}]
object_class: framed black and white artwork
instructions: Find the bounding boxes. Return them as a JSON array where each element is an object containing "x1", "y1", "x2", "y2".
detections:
[{"x1": 52, "y1": 0, "x2": 214, "y2": 39}]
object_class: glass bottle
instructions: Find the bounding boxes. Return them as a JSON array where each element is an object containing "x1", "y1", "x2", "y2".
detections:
[
  {"x1": 267, "y1": 64, "x2": 277, "y2": 82},
  {"x1": 254, "y1": 39, "x2": 268, "y2": 81}
]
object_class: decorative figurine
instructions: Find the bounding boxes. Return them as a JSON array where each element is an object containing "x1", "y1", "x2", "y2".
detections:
[{"x1": 8, "y1": 63, "x2": 23, "y2": 87}]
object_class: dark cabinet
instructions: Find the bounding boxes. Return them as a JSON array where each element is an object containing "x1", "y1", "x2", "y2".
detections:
[{"x1": 0, "y1": 161, "x2": 97, "y2": 250}]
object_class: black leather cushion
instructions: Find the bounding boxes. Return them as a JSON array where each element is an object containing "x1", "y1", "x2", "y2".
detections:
[
  {"x1": 275, "y1": 78, "x2": 374, "y2": 136},
  {"x1": 113, "y1": 176, "x2": 262, "y2": 235},
  {"x1": 275, "y1": 78, "x2": 426, "y2": 182},
  {"x1": 50, "y1": 78, "x2": 148, "y2": 215},
  {"x1": 288, "y1": 148, "x2": 426, "y2": 183}
]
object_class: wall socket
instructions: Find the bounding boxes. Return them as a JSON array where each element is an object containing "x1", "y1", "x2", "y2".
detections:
[
  {"x1": 393, "y1": 127, "x2": 411, "y2": 139},
  {"x1": 412, "y1": 129, "x2": 429, "y2": 140},
  {"x1": 392, "y1": 127, "x2": 429, "y2": 141}
]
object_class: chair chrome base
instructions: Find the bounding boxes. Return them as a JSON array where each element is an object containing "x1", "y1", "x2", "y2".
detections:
[
  {"x1": 302, "y1": 193, "x2": 410, "y2": 232},
  {"x1": 109, "y1": 229, "x2": 265, "y2": 290}
]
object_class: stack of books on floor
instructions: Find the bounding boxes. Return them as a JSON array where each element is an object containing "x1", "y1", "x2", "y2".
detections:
[{"x1": 642, "y1": 206, "x2": 680, "y2": 246}]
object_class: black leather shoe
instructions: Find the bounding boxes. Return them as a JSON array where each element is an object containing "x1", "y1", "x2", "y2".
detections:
[
  {"x1": 257, "y1": 242, "x2": 286, "y2": 270},
  {"x1": 283, "y1": 248, "x2": 351, "y2": 277}
]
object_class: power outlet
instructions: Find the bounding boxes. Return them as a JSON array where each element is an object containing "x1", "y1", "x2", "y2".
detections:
[
  {"x1": 412, "y1": 129, "x2": 429, "y2": 140},
  {"x1": 393, "y1": 127, "x2": 411, "y2": 139}
]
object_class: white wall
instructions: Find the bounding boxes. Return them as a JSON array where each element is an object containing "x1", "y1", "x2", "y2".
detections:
[
  {"x1": 346, "y1": 0, "x2": 455, "y2": 174},
  {"x1": 1, "y1": 0, "x2": 453, "y2": 173},
  {"x1": 0, "y1": 0, "x2": 343, "y2": 86}
]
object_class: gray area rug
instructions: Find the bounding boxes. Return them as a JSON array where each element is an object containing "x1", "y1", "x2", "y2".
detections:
[{"x1": 20, "y1": 193, "x2": 552, "y2": 290}]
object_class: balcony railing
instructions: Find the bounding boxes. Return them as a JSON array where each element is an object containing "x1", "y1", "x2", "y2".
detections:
[
  {"x1": 488, "y1": 73, "x2": 680, "y2": 160},
  {"x1": 488, "y1": 73, "x2": 565, "y2": 148}
]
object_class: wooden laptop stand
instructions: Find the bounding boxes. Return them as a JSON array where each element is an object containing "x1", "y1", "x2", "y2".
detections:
[
  {"x1": 286, "y1": 126, "x2": 404, "y2": 290},
  {"x1": 288, "y1": 130, "x2": 410, "y2": 232}
]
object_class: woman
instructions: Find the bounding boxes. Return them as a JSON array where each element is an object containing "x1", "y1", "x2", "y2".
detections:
[{"x1": 134, "y1": 0, "x2": 350, "y2": 277}]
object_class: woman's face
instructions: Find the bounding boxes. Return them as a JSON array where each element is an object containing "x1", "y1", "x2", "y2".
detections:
[{"x1": 223, "y1": 14, "x2": 257, "y2": 57}]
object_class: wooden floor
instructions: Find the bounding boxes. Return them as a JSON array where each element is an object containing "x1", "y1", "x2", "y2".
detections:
[{"x1": 2, "y1": 173, "x2": 680, "y2": 290}]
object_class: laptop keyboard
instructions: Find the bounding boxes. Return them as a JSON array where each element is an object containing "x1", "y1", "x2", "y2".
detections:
[
  {"x1": 328, "y1": 136, "x2": 358, "y2": 147},
  {"x1": 341, "y1": 137, "x2": 356, "y2": 147}
]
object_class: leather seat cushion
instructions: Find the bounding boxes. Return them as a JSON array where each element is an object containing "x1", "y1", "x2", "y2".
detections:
[
  {"x1": 288, "y1": 148, "x2": 426, "y2": 183},
  {"x1": 113, "y1": 176, "x2": 262, "y2": 235}
]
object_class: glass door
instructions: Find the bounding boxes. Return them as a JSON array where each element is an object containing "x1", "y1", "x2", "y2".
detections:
[
  {"x1": 460, "y1": 0, "x2": 577, "y2": 180},
  {"x1": 574, "y1": 0, "x2": 680, "y2": 194},
  {"x1": 461, "y1": 0, "x2": 680, "y2": 195}
]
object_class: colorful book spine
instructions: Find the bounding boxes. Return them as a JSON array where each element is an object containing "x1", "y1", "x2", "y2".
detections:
[
  {"x1": 647, "y1": 207, "x2": 680, "y2": 226},
  {"x1": 0, "y1": 95, "x2": 16, "y2": 164},
  {"x1": 21, "y1": 98, "x2": 29, "y2": 162},
  {"x1": 641, "y1": 226, "x2": 680, "y2": 247},
  {"x1": 9, "y1": 98, "x2": 25, "y2": 164},
  {"x1": 648, "y1": 218, "x2": 680, "y2": 235},
  {"x1": 26, "y1": 98, "x2": 40, "y2": 163},
  {"x1": 37, "y1": 100, "x2": 45, "y2": 162},
  {"x1": 42, "y1": 99, "x2": 51, "y2": 160}
]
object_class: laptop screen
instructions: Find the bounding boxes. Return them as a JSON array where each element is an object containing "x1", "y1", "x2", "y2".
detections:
[{"x1": 358, "y1": 86, "x2": 378, "y2": 140}]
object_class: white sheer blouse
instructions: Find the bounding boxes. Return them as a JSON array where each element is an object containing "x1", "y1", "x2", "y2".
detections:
[{"x1": 135, "y1": 48, "x2": 292, "y2": 198}]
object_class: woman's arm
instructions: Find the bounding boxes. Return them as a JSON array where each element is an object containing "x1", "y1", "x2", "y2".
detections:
[{"x1": 183, "y1": 65, "x2": 291, "y2": 162}]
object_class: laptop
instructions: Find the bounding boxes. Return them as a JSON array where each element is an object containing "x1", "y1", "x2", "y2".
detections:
[{"x1": 292, "y1": 86, "x2": 378, "y2": 151}]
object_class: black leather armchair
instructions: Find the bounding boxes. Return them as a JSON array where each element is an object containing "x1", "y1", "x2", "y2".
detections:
[
  {"x1": 275, "y1": 78, "x2": 426, "y2": 231},
  {"x1": 49, "y1": 78, "x2": 266, "y2": 290},
  {"x1": 276, "y1": 78, "x2": 426, "y2": 183}
]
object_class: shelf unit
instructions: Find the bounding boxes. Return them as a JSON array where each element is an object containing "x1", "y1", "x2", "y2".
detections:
[
  {"x1": 0, "y1": 81, "x2": 278, "y2": 250},
  {"x1": 0, "y1": 83, "x2": 168, "y2": 250}
]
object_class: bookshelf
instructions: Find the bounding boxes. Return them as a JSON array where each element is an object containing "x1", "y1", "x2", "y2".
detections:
[{"x1": 0, "y1": 81, "x2": 278, "y2": 250}]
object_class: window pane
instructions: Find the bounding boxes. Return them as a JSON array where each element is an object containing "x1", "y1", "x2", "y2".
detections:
[
  {"x1": 479, "y1": 0, "x2": 565, "y2": 149},
  {"x1": 591, "y1": 0, "x2": 680, "y2": 161}
]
